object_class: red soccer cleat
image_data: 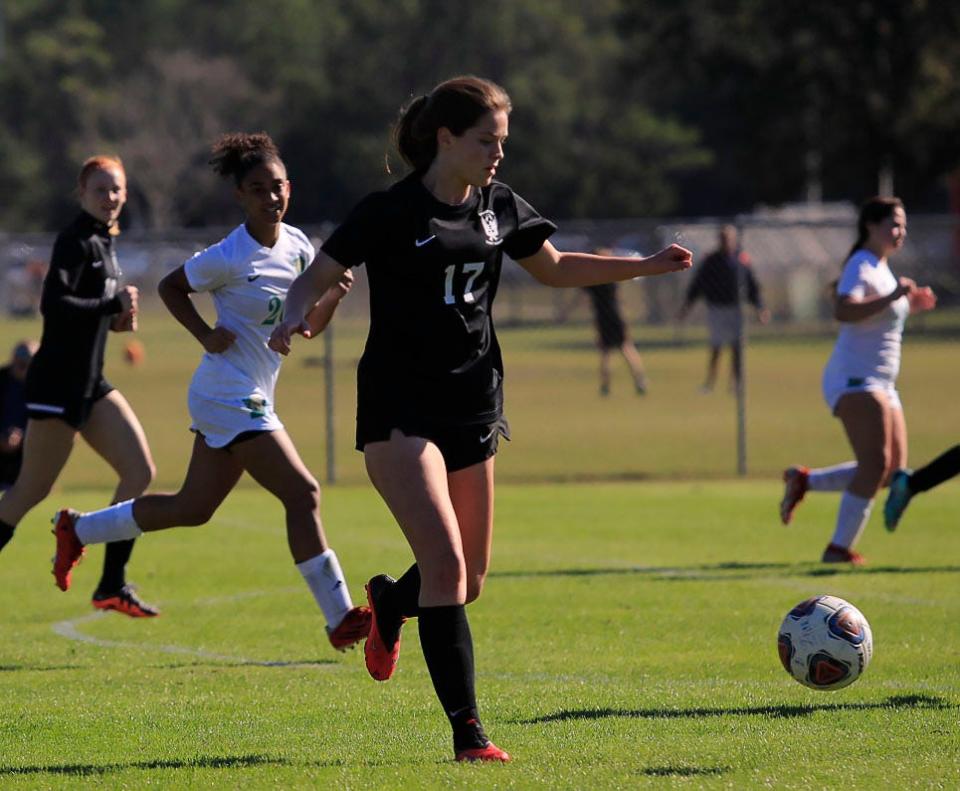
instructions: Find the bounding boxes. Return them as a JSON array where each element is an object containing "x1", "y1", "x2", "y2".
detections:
[
  {"x1": 821, "y1": 543, "x2": 866, "y2": 566},
  {"x1": 92, "y1": 584, "x2": 160, "y2": 617},
  {"x1": 51, "y1": 509, "x2": 86, "y2": 591},
  {"x1": 780, "y1": 466, "x2": 810, "y2": 525},
  {"x1": 364, "y1": 574, "x2": 404, "y2": 681},
  {"x1": 326, "y1": 605, "x2": 372, "y2": 651},
  {"x1": 456, "y1": 742, "x2": 512, "y2": 763}
]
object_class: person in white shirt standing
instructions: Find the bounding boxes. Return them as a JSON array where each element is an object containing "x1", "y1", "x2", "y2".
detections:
[
  {"x1": 779, "y1": 196, "x2": 936, "y2": 564},
  {"x1": 52, "y1": 132, "x2": 371, "y2": 650}
]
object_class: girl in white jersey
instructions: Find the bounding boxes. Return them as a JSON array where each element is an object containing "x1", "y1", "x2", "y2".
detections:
[
  {"x1": 779, "y1": 197, "x2": 936, "y2": 564},
  {"x1": 52, "y1": 133, "x2": 371, "y2": 650}
]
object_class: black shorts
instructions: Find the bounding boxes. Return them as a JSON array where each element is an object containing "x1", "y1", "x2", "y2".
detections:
[
  {"x1": 25, "y1": 378, "x2": 114, "y2": 430},
  {"x1": 357, "y1": 416, "x2": 511, "y2": 473}
]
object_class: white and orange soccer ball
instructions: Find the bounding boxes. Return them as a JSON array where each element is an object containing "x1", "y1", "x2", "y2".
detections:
[{"x1": 777, "y1": 595, "x2": 873, "y2": 691}]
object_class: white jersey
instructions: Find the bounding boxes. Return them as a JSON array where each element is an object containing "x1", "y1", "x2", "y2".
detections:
[
  {"x1": 823, "y1": 249, "x2": 909, "y2": 389},
  {"x1": 184, "y1": 223, "x2": 314, "y2": 447}
]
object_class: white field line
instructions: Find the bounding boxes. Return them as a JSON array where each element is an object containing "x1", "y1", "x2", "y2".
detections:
[{"x1": 51, "y1": 586, "x2": 337, "y2": 668}]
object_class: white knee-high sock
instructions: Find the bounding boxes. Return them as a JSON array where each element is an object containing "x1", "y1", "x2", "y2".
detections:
[
  {"x1": 809, "y1": 462, "x2": 858, "y2": 492},
  {"x1": 830, "y1": 492, "x2": 873, "y2": 549},
  {"x1": 75, "y1": 500, "x2": 142, "y2": 545},
  {"x1": 297, "y1": 549, "x2": 353, "y2": 629}
]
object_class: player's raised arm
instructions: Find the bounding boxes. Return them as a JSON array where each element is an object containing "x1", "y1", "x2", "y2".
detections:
[{"x1": 516, "y1": 240, "x2": 692, "y2": 288}]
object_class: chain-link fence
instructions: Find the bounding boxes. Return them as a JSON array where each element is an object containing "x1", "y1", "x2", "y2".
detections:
[{"x1": 2, "y1": 211, "x2": 958, "y2": 485}]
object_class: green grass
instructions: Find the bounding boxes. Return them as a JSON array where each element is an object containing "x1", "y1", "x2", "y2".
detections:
[
  {"x1": 0, "y1": 482, "x2": 958, "y2": 788},
  {"x1": 0, "y1": 312, "x2": 958, "y2": 787}
]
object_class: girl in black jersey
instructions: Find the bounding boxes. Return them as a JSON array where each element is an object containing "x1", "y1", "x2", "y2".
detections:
[
  {"x1": 270, "y1": 76, "x2": 692, "y2": 762},
  {"x1": 0, "y1": 156, "x2": 159, "y2": 617}
]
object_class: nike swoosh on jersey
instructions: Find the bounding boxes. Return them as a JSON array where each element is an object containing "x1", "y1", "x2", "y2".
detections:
[
  {"x1": 479, "y1": 427, "x2": 498, "y2": 443},
  {"x1": 92, "y1": 260, "x2": 104, "y2": 268},
  {"x1": 415, "y1": 235, "x2": 437, "y2": 247},
  {"x1": 247, "y1": 273, "x2": 262, "y2": 282}
]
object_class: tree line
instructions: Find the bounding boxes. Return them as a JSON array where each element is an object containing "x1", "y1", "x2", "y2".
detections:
[{"x1": 1, "y1": 0, "x2": 958, "y2": 231}]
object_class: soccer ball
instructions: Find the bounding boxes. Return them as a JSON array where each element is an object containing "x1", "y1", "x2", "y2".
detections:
[{"x1": 777, "y1": 595, "x2": 873, "y2": 691}]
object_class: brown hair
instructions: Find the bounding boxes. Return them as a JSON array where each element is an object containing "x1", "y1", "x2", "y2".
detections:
[
  {"x1": 78, "y1": 155, "x2": 125, "y2": 189},
  {"x1": 209, "y1": 132, "x2": 283, "y2": 186},
  {"x1": 845, "y1": 196, "x2": 904, "y2": 262},
  {"x1": 393, "y1": 76, "x2": 512, "y2": 172}
]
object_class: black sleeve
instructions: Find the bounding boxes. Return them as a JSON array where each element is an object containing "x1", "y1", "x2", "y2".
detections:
[
  {"x1": 744, "y1": 264, "x2": 762, "y2": 308},
  {"x1": 42, "y1": 234, "x2": 123, "y2": 316},
  {"x1": 502, "y1": 192, "x2": 557, "y2": 260},
  {"x1": 321, "y1": 193, "x2": 383, "y2": 269},
  {"x1": 685, "y1": 261, "x2": 705, "y2": 304}
]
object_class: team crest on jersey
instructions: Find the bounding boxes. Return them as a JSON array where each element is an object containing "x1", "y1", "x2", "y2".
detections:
[
  {"x1": 243, "y1": 395, "x2": 268, "y2": 419},
  {"x1": 478, "y1": 210, "x2": 502, "y2": 246}
]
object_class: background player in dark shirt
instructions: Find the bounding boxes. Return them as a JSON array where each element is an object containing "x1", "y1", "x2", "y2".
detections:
[
  {"x1": 583, "y1": 247, "x2": 648, "y2": 396},
  {"x1": 0, "y1": 340, "x2": 37, "y2": 490},
  {"x1": 0, "y1": 155, "x2": 159, "y2": 617},
  {"x1": 884, "y1": 444, "x2": 960, "y2": 530},
  {"x1": 270, "y1": 75, "x2": 692, "y2": 763},
  {"x1": 677, "y1": 225, "x2": 769, "y2": 392}
]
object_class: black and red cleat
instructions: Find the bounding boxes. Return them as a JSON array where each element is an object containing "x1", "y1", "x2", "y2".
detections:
[
  {"x1": 455, "y1": 742, "x2": 512, "y2": 763},
  {"x1": 364, "y1": 574, "x2": 404, "y2": 681},
  {"x1": 780, "y1": 466, "x2": 810, "y2": 525},
  {"x1": 326, "y1": 605, "x2": 372, "y2": 651},
  {"x1": 821, "y1": 543, "x2": 866, "y2": 566},
  {"x1": 52, "y1": 509, "x2": 85, "y2": 592},
  {"x1": 92, "y1": 584, "x2": 160, "y2": 617}
]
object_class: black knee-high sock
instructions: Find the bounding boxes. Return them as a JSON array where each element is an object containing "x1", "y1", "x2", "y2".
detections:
[
  {"x1": 0, "y1": 519, "x2": 14, "y2": 552},
  {"x1": 394, "y1": 564, "x2": 421, "y2": 618},
  {"x1": 96, "y1": 539, "x2": 135, "y2": 594},
  {"x1": 911, "y1": 445, "x2": 960, "y2": 494},
  {"x1": 418, "y1": 604, "x2": 488, "y2": 751}
]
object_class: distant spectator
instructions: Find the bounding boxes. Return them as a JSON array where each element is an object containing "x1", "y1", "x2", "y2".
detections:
[
  {"x1": 677, "y1": 224, "x2": 769, "y2": 392},
  {"x1": 583, "y1": 247, "x2": 648, "y2": 396},
  {"x1": 0, "y1": 340, "x2": 37, "y2": 489}
]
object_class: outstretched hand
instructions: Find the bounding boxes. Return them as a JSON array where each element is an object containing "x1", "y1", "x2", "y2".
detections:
[
  {"x1": 268, "y1": 318, "x2": 312, "y2": 356},
  {"x1": 650, "y1": 244, "x2": 693, "y2": 273}
]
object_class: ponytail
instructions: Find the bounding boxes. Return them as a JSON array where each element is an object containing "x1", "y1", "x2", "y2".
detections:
[{"x1": 391, "y1": 76, "x2": 512, "y2": 173}]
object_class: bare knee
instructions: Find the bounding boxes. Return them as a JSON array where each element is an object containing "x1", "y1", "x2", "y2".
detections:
[
  {"x1": 282, "y1": 475, "x2": 320, "y2": 517},
  {"x1": 465, "y1": 571, "x2": 488, "y2": 604},
  {"x1": 855, "y1": 450, "x2": 889, "y2": 494},
  {"x1": 121, "y1": 459, "x2": 156, "y2": 495},
  {"x1": 175, "y1": 497, "x2": 219, "y2": 527}
]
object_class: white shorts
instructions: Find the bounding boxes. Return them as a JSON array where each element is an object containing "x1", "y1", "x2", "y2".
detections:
[
  {"x1": 706, "y1": 305, "x2": 743, "y2": 346},
  {"x1": 821, "y1": 366, "x2": 902, "y2": 414},
  {"x1": 188, "y1": 389, "x2": 283, "y2": 449}
]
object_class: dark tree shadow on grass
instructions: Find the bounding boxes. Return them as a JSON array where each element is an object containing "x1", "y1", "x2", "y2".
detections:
[
  {"x1": 0, "y1": 754, "x2": 286, "y2": 777},
  {"x1": 491, "y1": 561, "x2": 960, "y2": 583},
  {"x1": 519, "y1": 694, "x2": 954, "y2": 725}
]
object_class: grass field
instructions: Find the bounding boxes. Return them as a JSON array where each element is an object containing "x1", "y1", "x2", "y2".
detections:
[{"x1": 0, "y1": 311, "x2": 958, "y2": 788}]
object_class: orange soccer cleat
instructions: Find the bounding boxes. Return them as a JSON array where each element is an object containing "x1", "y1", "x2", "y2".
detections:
[
  {"x1": 455, "y1": 742, "x2": 512, "y2": 763},
  {"x1": 780, "y1": 466, "x2": 810, "y2": 525},
  {"x1": 92, "y1": 584, "x2": 160, "y2": 617},
  {"x1": 326, "y1": 605, "x2": 372, "y2": 651},
  {"x1": 51, "y1": 509, "x2": 86, "y2": 592},
  {"x1": 821, "y1": 543, "x2": 866, "y2": 566},
  {"x1": 364, "y1": 574, "x2": 404, "y2": 681}
]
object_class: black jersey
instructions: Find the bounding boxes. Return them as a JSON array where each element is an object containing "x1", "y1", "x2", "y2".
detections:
[
  {"x1": 323, "y1": 173, "x2": 555, "y2": 429},
  {"x1": 27, "y1": 211, "x2": 124, "y2": 403}
]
